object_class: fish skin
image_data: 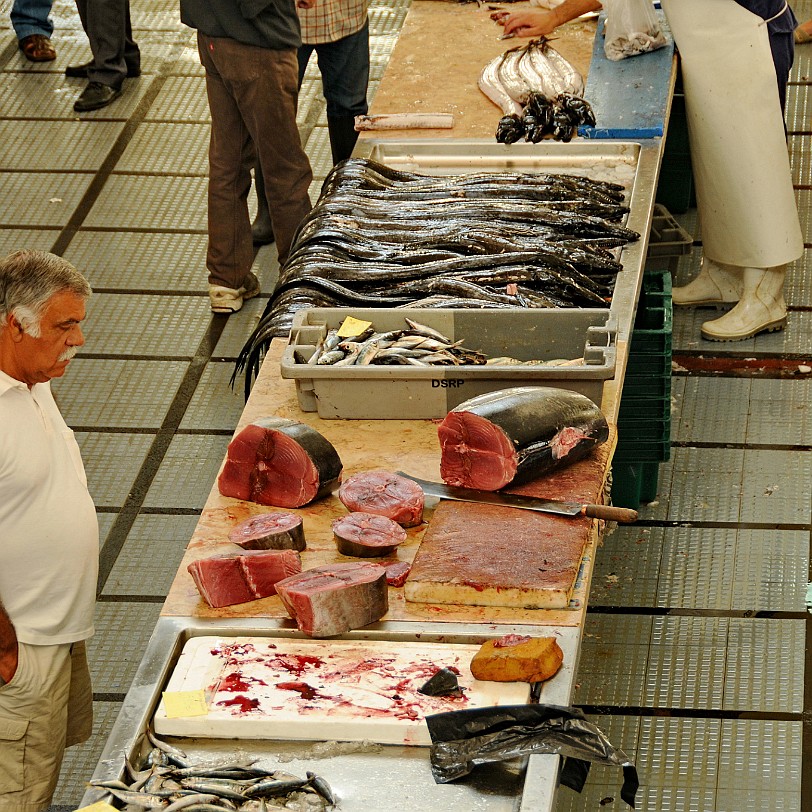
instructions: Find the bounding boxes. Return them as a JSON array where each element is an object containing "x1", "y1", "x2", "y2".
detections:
[
  {"x1": 497, "y1": 46, "x2": 532, "y2": 106},
  {"x1": 479, "y1": 54, "x2": 523, "y2": 116}
]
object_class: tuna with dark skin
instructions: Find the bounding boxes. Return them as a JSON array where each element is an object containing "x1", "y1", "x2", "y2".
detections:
[{"x1": 438, "y1": 386, "x2": 608, "y2": 490}]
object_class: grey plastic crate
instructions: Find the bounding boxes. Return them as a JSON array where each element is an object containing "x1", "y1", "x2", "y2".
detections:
[
  {"x1": 280, "y1": 307, "x2": 616, "y2": 419},
  {"x1": 646, "y1": 203, "x2": 694, "y2": 273}
]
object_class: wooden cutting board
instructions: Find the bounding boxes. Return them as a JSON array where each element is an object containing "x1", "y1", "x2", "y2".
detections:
[
  {"x1": 404, "y1": 448, "x2": 610, "y2": 610},
  {"x1": 154, "y1": 636, "x2": 531, "y2": 746}
]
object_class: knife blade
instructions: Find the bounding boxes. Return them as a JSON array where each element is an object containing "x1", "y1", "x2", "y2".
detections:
[{"x1": 397, "y1": 472, "x2": 638, "y2": 524}]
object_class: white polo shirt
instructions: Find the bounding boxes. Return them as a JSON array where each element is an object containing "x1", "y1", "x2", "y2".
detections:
[{"x1": 0, "y1": 369, "x2": 98, "y2": 645}]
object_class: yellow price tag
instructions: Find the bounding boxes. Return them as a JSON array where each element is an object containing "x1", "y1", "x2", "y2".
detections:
[
  {"x1": 337, "y1": 316, "x2": 372, "y2": 338},
  {"x1": 162, "y1": 689, "x2": 209, "y2": 718},
  {"x1": 75, "y1": 802, "x2": 117, "y2": 812}
]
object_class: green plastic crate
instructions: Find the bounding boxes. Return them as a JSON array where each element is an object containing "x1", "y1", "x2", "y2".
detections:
[
  {"x1": 626, "y1": 352, "x2": 672, "y2": 377},
  {"x1": 611, "y1": 460, "x2": 662, "y2": 509},
  {"x1": 614, "y1": 438, "x2": 671, "y2": 462},
  {"x1": 630, "y1": 305, "x2": 673, "y2": 355},
  {"x1": 638, "y1": 272, "x2": 672, "y2": 311},
  {"x1": 619, "y1": 401, "x2": 671, "y2": 428},
  {"x1": 622, "y1": 373, "x2": 672, "y2": 399}
]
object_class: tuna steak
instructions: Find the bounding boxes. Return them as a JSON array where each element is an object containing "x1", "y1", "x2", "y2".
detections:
[
  {"x1": 332, "y1": 512, "x2": 407, "y2": 558},
  {"x1": 218, "y1": 417, "x2": 342, "y2": 508},
  {"x1": 229, "y1": 512, "x2": 306, "y2": 551},
  {"x1": 378, "y1": 559, "x2": 412, "y2": 587},
  {"x1": 438, "y1": 386, "x2": 608, "y2": 490},
  {"x1": 188, "y1": 549, "x2": 302, "y2": 608},
  {"x1": 339, "y1": 469, "x2": 424, "y2": 527},
  {"x1": 274, "y1": 561, "x2": 388, "y2": 637}
]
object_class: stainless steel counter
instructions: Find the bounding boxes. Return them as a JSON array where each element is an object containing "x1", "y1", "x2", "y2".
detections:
[{"x1": 81, "y1": 617, "x2": 581, "y2": 811}]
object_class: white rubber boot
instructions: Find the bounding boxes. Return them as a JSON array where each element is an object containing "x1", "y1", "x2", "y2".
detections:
[
  {"x1": 700, "y1": 265, "x2": 787, "y2": 341},
  {"x1": 672, "y1": 257, "x2": 743, "y2": 306}
]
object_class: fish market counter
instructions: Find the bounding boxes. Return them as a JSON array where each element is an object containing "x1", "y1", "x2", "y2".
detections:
[
  {"x1": 357, "y1": 0, "x2": 598, "y2": 140},
  {"x1": 81, "y1": 341, "x2": 621, "y2": 812}
]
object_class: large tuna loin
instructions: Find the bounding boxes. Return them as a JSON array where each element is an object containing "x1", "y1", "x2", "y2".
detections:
[
  {"x1": 218, "y1": 417, "x2": 342, "y2": 508},
  {"x1": 188, "y1": 549, "x2": 302, "y2": 608},
  {"x1": 339, "y1": 469, "x2": 424, "y2": 527},
  {"x1": 274, "y1": 562, "x2": 388, "y2": 637},
  {"x1": 438, "y1": 386, "x2": 608, "y2": 490}
]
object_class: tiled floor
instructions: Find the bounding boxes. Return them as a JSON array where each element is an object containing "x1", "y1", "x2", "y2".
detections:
[{"x1": 0, "y1": 1, "x2": 809, "y2": 810}]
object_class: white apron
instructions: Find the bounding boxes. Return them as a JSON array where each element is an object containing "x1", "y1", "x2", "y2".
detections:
[{"x1": 661, "y1": 0, "x2": 803, "y2": 267}]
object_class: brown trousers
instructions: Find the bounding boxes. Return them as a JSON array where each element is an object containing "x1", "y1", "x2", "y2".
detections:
[{"x1": 198, "y1": 33, "x2": 313, "y2": 288}]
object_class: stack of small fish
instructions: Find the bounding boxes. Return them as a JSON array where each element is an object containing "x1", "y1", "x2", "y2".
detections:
[
  {"x1": 305, "y1": 318, "x2": 486, "y2": 367},
  {"x1": 234, "y1": 159, "x2": 638, "y2": 394},
  {"x1": 86, "y1": 728, "x2": 335, "y2": 810},
  {"x1": 479, "y1": 37, "x2": 596, "y2": 143}
]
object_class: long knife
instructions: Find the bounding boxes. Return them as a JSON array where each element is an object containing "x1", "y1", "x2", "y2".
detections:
[{"x1": 397, "y1": 472, "x2": 638, "y2": 524}]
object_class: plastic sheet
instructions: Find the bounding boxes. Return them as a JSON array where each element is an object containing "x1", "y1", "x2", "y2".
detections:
[
  {"x1": 603, "y1": 0, "x2": 667, "y2": 61},
  {"x1": 426, "y1": 704, "x2": 639, "y2": 807}
]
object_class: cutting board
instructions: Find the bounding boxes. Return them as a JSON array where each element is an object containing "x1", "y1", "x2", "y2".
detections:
[{"x1": 154, "y1": 636, "x2": 531, "y2": 746}]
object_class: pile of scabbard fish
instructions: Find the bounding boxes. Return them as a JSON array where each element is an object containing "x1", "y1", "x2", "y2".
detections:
[
  {"x1": 479, "y1": 37, "x2": 596, "y2": 143},
  {"x1": 86, "y1": 728, "x2": 335, "y2": 810},
  {"x1": 234, "y1": 158, "x2": 637, "y2": 390}
]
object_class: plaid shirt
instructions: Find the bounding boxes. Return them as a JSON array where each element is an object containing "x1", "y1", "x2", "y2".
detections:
[{"x1": 298, "y1": 0, "x2": 369, "y2": 44}]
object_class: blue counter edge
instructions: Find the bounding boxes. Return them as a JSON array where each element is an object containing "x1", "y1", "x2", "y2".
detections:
[{"x1": 577, "y1": 11, "x2": 674, "y2": 140}]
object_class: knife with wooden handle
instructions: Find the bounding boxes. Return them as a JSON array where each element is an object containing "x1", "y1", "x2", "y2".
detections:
[{"x1": 397, "y1": 472, "x2": 638, "y2": 524}]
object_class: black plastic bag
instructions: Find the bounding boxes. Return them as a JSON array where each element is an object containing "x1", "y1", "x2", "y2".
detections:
[{"x1": 426, "y1": 704, "x2": 639, "y2": 808}]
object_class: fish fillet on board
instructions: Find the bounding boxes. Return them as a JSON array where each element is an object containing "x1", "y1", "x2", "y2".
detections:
[
  {"x1": 404, "y1": 501, "x2": 589, "y2": 609},
  {"x1": 404, "y1": 441, "x2": 612, "y2": 610}
]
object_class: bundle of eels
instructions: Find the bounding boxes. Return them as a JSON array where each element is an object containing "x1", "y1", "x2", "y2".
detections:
[{"x1": 234, "y1": 158, "x2": 639, "y2": 396}]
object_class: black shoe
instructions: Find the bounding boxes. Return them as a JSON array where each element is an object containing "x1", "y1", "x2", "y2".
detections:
[
  {"x1": 73, "y1": 81, "x2": 122, "y2": 112},
  {"x1": 66, "y1": 60, "x2": 140, "y2": 79},
  {"x1": 251, "y1": 218, "x2": 275, "y2": 245}
]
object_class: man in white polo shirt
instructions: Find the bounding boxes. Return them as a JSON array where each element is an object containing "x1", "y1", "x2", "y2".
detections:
[{"x1": 0, "y1": 250, "x2": 98, "y2": 811}]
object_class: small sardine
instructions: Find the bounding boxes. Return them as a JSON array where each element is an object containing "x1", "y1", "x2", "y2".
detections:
[
  {"x1": 307, "y1": 772, "x2": 336, "y2": 806},
  {"x1": 88, "y1": 778, "x2": 131, "y2": 791},
  {"x1": 163, "y1": 794, "x2": 223, "y2": 812},
  {"x1": 316, "y1": 349, "x2": 345, "y2": 365},
  {"x1": 178, "y1": 778, "x2": 247, "y2": 801},
  {"x1": 147, "y1": 728, "x2": 188, "y2": 762},
  {"x1": 403, "y1": 318, "x2": 453, "y2": 344},
  {"x1": 242, "y1": 777, "x2": 310, "y2": 798},
  {"x1": 105, "y1": 787, "x2": 168, "y2": 808}
]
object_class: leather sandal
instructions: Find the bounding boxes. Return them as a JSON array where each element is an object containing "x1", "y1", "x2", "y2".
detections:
[{"x1": 19, "y1": 34, "x2": 56, "y2": 62}]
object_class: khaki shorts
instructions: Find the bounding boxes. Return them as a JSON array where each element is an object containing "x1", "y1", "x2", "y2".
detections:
[{"x1": 0, "y1": 641, "x2": 93, "y2": 811}]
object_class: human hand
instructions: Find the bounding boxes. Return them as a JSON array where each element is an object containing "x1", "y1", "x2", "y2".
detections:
[
  {"x1": 500, "y1": 9, "x2": 559, "y2": 38},
  {"x1": 0, "y1": 643, "x2": 18, "y2": 685},
  {"x1": 297, "y1": 0, "x2": 315, "y2": 8}
]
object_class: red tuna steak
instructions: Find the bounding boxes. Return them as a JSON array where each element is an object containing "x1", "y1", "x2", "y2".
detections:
[
  {"x1": 338, "y1": 469, "x2": 424, "y2": 527},
  {"x1": 379, "y1": 559, "x2": 412, "y2": 587},
  {"x1": 274, "y1": 561, "x2": 388, "y2": 637},
  {"x1": 332, "y1": 512, "x2": 407, "y2": 558},
  {"x1": 438, "y1": 386, "x2": 608, "y2": 491},
  {"x1": 218, "y1": 417, "x2": 342, "y2": 508},
  {"x1": 188, "y1": 549, "x2": 302, "y2": 608},
  {"x1": 229, "y1": 512, "x2": 306, "y2": 551}
]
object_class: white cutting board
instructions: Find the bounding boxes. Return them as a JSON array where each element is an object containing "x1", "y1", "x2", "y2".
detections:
[{"x1": 154, "y1": 636, "x2": 530, "y2": 746}]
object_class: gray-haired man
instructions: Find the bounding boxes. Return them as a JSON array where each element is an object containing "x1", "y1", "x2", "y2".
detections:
[{"x1": 0, "y1": 250, "x2": 98, "y2": 811}]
